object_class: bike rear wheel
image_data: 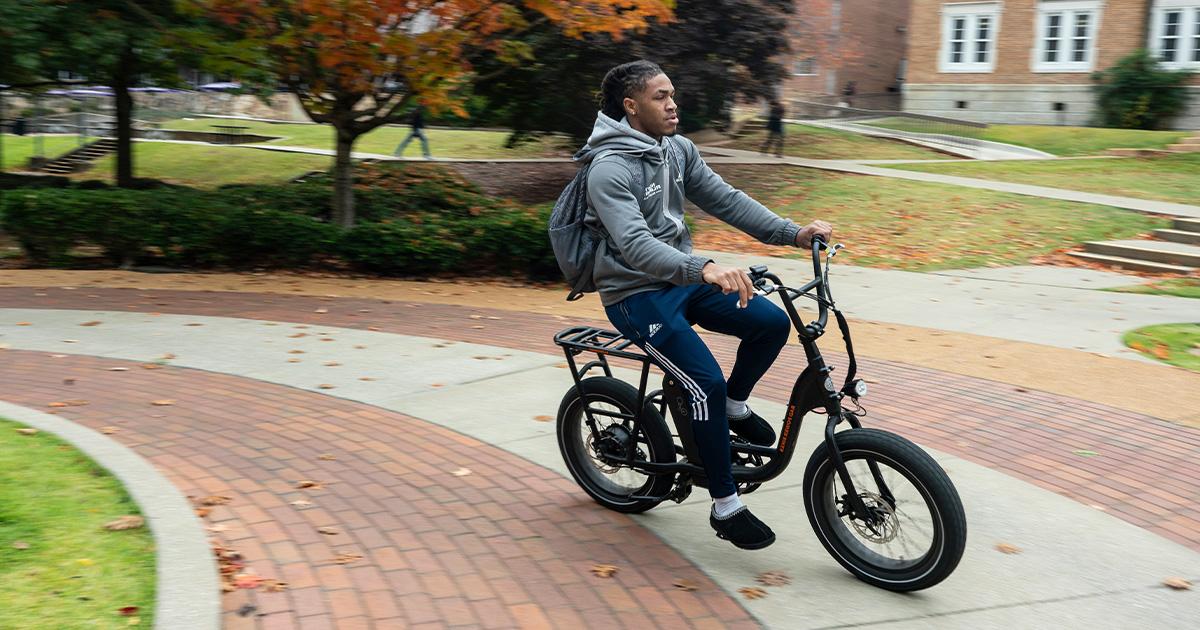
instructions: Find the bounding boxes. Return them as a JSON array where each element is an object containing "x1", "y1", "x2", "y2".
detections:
[
  {"x1": 556, "y1": 377, "x2": 676, "y2": 513},
  {"x1": 803, "y1": 428, "x2": 966, "y2": 591}
]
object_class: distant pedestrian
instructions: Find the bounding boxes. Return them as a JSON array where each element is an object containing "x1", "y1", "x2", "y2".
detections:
[
  {"x1": 394, "y1": 106, "x2": 431, "y2": 159},
  {"x1": 760, "y1": 101, "x2": 785, "y2": 158}
]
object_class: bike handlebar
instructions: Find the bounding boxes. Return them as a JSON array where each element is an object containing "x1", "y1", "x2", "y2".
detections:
[{"x1": 750, "y1": 235, "x2": 831, "y2": 337}]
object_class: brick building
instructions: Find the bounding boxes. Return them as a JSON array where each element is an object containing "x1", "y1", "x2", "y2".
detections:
[
  {"x1": 903, "y1": 0, "x2": 1200, "y2": 128},
  {"x1": 781, "y1": 0, "x2": 913, "y2": 107}
]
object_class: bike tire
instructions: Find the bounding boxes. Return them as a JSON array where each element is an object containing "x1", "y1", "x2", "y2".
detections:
[
  {"x1": 556, "y1": 376, "x2": 676, "y2": 513},
  {"x1": 803, "y1": 428, "x2": 967, "y2": 591}
]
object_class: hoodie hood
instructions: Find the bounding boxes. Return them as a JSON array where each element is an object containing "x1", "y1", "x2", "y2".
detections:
[{"x1": 574, "y1": 111, "x2": 666, "y2": 164}]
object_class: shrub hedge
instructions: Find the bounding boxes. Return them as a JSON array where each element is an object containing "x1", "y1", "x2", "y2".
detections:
[{"x1": 0, "y1": 163, "x2": 558, "y2": 279}]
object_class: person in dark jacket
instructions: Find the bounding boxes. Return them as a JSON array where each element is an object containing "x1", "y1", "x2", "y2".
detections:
[
  {"x1": 393, "y1": 106, "x2": 431, "y2": 159},
  {"x1": 760, "y1": 101, "x2": 785, "y2": 158},
  {"x1": 578, "y1": 60, "x2": 831, "y2": 550}
]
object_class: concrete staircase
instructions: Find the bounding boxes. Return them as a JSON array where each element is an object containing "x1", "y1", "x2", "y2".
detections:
[
  {"x1": 1070, "y1": 218, "x2": 1200, "y2": 273},
  {"x1": 38, "y1": 138, "x2": 118, "y2": 175}
]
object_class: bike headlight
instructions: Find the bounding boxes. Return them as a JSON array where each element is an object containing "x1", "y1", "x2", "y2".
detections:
[
  {"x1": 824, "y1": 376, "x2": 836, "y2": 392},
  {"x1": 852, "y1": 379, "x2": 868, "y2": 398}
]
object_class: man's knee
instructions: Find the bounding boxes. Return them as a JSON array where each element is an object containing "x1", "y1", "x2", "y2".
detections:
[{"x1": 764, "y1": 306, "x2": 791, "y2": 346}]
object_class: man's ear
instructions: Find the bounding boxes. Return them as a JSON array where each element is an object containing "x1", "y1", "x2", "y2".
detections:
[{"x1": 623, "y1": 96, "x2": 637, "y2": 117}]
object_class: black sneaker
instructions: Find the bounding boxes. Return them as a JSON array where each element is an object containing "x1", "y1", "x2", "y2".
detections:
[
  {"x1": 729, "y1": 410, "x2": 775, "y2": 446},
  {"x1": 710, "y1": 506, "x2": 776, "y2": 550}
]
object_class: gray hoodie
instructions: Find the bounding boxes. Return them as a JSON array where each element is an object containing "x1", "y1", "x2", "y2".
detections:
[{"x1": 578, "y1": 112, "x2": 801, "y2": 306}]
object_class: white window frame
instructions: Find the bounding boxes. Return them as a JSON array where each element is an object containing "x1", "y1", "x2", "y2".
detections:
[
  {"x1": 1150, "y1": 0, "x2": 1200, "y2": 69},
  {"x1": 939, "y1": 2, "x2": 1002, "y2": 73},
  {"x1": 793, "y1": 57, "x2": 818, "y2": 76},
  {"x1": 1033, "y1": 0, "x2": 1103, "y2": 72}
]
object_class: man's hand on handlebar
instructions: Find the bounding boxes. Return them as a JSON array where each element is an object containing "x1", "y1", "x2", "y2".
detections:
[
  {"x1": 795, "y1": 220, "x2": 833, "y2": 249},
  {"x1": 702, "y1": 262, "x2": 755, "y2": 309}
]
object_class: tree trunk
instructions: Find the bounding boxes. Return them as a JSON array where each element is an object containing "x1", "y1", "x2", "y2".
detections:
[
  {"x1": 114, "y1": 45, "x2": 136, "y2": 188},
  {"x1": 332, "y1": 126, "x2": 357, "y2": 228}
]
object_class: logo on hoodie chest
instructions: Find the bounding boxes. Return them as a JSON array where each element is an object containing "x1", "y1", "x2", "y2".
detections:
[{"x1": 643, "y1": 182, "x2": 662, "y2": 200}]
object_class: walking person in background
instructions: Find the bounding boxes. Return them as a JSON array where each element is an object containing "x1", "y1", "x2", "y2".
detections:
[
  {"x1": 394, "y1": 105, "x2": 432, "y2": 159},
  {"x1": 760, "y1": 100, "x2": 785, "y2": 158}
]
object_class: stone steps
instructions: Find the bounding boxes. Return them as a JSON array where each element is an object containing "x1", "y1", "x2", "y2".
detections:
[
  {"x1": 1066, "y1": 251, "x2": 1196, "y2": 274},
  {"x1": 1152, "y1": 228, "x2": 1200, "y2": 246},
  {"x1": 1076, "y1": 239, "x2": 1200, "y2": 274},
  {"x1": 39, "y1": 138, "x2": 117, "y2": 174}
]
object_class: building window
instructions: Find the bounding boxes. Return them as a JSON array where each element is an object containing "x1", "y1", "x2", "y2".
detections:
[
  {"x1": 939, "y1": 2, "x2": 1001, "y2": 73},
  {"x1": 793, "y1": 57, "x2": 817, "y2": 76},
  {"x1": 1151, "y1": 1, "x2": 1200, "y2": 68},
  {"x1": 1033, "y1": 1, "x2": 1101, "y2": 72}
]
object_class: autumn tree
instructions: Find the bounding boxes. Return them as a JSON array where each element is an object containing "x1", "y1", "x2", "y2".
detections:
[
  {"x1": 8, "y1": 0, "x2": 227, "y2": 187},
  {"x1": 200, "y1": 0, "x2": 675, "y2": 228},
  {"x1": 470, "y1": 0, "x2": 792, "y2": 141}
]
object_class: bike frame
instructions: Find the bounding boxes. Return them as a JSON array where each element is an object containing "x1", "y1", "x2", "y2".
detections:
[{"x1": 553, "y1": 239, "x2": 895, "y2": 522}]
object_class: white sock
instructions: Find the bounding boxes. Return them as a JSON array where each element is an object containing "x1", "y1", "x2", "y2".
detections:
[
  {"x1": 726, "y1": 397, "x2": 749, "y2": 419},
  {"x1": 713, "y1": 493, "x2": 745, "y2": 519}
]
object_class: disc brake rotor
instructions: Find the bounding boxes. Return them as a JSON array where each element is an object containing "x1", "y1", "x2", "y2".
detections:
[{"x1": 841, "y1": 491, "x2": 899, "y2": 544}]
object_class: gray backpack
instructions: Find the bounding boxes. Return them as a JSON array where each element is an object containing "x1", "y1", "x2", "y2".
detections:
[
  {"x1": 548, "y1": 150, "x2": 613, "y2": 301},
  {"x1": 548, "y1": 141, "x2": 685, "y2": 301}
]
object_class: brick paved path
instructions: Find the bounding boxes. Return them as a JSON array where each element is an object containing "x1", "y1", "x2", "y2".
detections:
[
  {"x1": 1, "y1": 348, "x2": 756, "y2": 630},
  {"x1": 3, "y1": 286, "x2": 1198, "y2": 627}
]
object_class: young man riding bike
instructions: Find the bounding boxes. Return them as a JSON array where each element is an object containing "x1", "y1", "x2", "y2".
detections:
[{"x1": 577, "y1": 60, "x2": 833, "y2": 549}]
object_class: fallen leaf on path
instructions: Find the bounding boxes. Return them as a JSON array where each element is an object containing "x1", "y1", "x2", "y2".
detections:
[
  {"x1": 185, "y1": 323, "x2": 203, "y2": 327},
  {"x1": 233, "y1": 573, "x2": 263, "y2": 589},
  {"x1": 323, "y1": 361, "x2": 341, "y2": 367},
  {"x1": 756, "y1": 571, "x2": 791, "y2": 587},
  {"x1": 206, "y1": 524, "x2": 229, "y2": 533},
  {"x1": 317, "y1": 384, "x2": 335, "y2": 390},
  {"x1": 48, "y1": 402, "x2": 68, "y2": 408},
  {"x1": 261, "y1": 579, "x2": 287, "y2": 592},
  {"x1": 354, "y1": 345, "x2": 366, "y2": 349},
  {"x1": 287, "y1": 359, "x2": 301, "y2": 363},
  {"x1": 17, "y1": 428, "x2": 38, "y2": 435},
  {"x1": 533, "y1": 415, "x2": 553, "y2": 422},
  {"x1": 288, "y1": 333, "x2": 307, "y2": 338},
  {"x1": 159, "y1": 353, "x2": 176, "y2": 360},
  {"x1": 317, "y1": 454, "x2": 337, "y2": 461},
  {"x1": 79, "y1": 321, "x2": 102, "y2": 327},
  {"x1": 358, "y1": 377, "x2": 375, "y2": 381},
  {"x1": 673, "y1": 579, "x2": 698, "y2": 591},
  {"x1": 450, "y1": 468, "x2": 472, "y2": 477},
  {"x1": 368, "y1": 326, "x2": 381, "y2": 331},
  {"x1": 591, "y1": 564, "x2": 618, "y2": 578},
  {"x1": 739, "y1": 587, "x2": 768, "y2": 600},
  {"x1": 316, "y1": 526, "x2": 339, "y2": 536},
  {"x1": 296, "y1": 480, "x2": 323, "y2": 489},
  {"x1": 63, "y1": 378, "x2": 75, "y2": 386},
  {"x1": 104, "y1": 516, "x2": 145, "y2": 531},
  {"x1": 199, "y1": 495, "x2": 232, "y2": 506},
  {"x1": 1163, "y1": 577, "x2": 1192, "y2": 590},
  {"x1": 16, "y1": 322, "x2": 31, "y2": 326},
  {"x1": 315, "y1": 308, "x2": 328, "y2": 314},
  {"x1": 194, "y1": 507, "x2": 212, "y2": 518},
  {"x1": 289, "y1": 499, "x2": 313, "y2": 508},
  {"x1": 151, "y1": 399, "x2": 174, "y2": 406},
  {"x1": 334, "y1": 553, "x2": 363, "y2": 565},
  {"x1": 288, "y1": 350, "x2": 305, "y2": 354},
  {"x1": 62, "y1": 339, "x2": 79, "y2": 343},
  {"x1": 139, "y1": 363, "x2": 163, "y2": 370},
  {"x1": 471, "y1": 325, "x2": 484, "y2": 329},
  {"x1": 995, "y1": 543, "x2": 1022, "y2": 554},
  {"x1": 319, "y1": 338, "x2": 334, "y2": 342},
  {"x1": 430, "y1": 383, "x2": 444, "y2": 388}
]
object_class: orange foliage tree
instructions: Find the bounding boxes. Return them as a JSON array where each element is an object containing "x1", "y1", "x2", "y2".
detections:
[{"x1": 200, "y1": 0, "x2": 675, "y2": 227}]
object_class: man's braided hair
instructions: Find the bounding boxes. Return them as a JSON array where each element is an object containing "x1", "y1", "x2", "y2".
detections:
[{"x1": 599, "y1": 60, "x2": 664, "y2": 121}]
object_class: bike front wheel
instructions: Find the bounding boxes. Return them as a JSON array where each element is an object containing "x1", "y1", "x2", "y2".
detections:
[{"x1": 803, "y1": 428, "x2": 966, "y2": 592}]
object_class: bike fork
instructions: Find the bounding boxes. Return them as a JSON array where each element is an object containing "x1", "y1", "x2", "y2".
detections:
[{"x1": 826, "y1": 411, "x2": 896, "y2": 525}]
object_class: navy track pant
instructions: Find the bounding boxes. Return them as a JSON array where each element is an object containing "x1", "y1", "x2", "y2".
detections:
[{"x1": 605, "y1": 284, "x2": 791, "y2": 498}]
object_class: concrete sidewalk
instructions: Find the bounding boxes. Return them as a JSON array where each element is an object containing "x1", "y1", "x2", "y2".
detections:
[
  {"x1": 696, "y1": 249, "x2": 1197, "y2": 361},
  {"x1": 2, "y1": 299, "x2": 1197, "y2": 629}
]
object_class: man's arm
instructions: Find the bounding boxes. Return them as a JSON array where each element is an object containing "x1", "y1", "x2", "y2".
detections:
[
  {"x1": 678, "y1": 137, "x2": 801, "y2": 246},
  {"x1": 588, "y1": 158, "x2": 712, "y2": 286}
]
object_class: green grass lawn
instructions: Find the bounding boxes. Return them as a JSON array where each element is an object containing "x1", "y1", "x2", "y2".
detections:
[
  {"x1": 862, "y1": 119, "x2": 1189, "y2": 157},
  {"x1": 697, "y1": 165, "x2": 1167, "y2": 271},
  {"x1": 0, "y1": 135, "x2": 83, "y2": 170},
  {"x1": 80, "y1": 142, "x2": 333, "y2": 187},
  {"x1": 1123, "y1": 324, "x2": 1200, "y2": 371},
  {"x1": 1107, "y1": 277, "x2": 1200, "y2": 299},
  {"x1": 729, "y1": 123, "x2": 952, "y2": 160},
  {"x1": 0, "y1": 419, "x2": 155, "y2": 628},
  {"x1": 879, "y1": 153, "x2": 1200, "y2": 205},
  {"x1": 162, "y1": 118, "x2": 570, "y2": 158}
]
